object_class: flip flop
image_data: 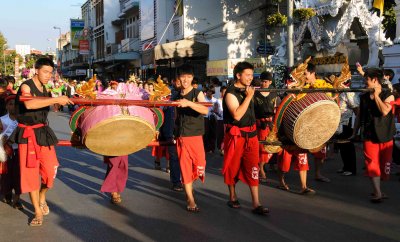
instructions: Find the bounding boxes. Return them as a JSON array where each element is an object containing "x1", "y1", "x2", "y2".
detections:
[
  {"x1": 276, "y1": 184, "x2": 290, "y2": 191},
  {"x1": 39, "y1": 202, "x2": 50, "y2": 216},
  {"x1": 29, "y1": 217, "x2": 43, "y2": 227},
  {"x1": 315, "y1": 177, "x2": 331, "y2": 183},
  {"x1": 252, "y1": 205, "x2": 269, "y2": 215},
  {"x1": 186, "y1": 205, "x2": 200, "y2": 213},
  {"x1": 300, "y1": 188, "x2": 316, "y2": 195},
  {"x1": 227, "y1": 200, "x2": 241, "y2": 209}
]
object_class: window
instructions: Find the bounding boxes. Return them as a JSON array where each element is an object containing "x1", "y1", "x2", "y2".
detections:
[{"x1": 173, "y1": 20, "x2": 180, "y2": 36}]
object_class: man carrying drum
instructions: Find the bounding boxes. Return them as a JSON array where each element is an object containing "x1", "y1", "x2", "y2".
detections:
[
  {"x1": 254, "y1": 71, "x2": 278, "y2": 182},
  {"x1": 175, "y1": 64, "x2": 209, "y2": 212},
  {"x1": 222, "y1": 62, "x2": 269, "y2": 215},
  {"x1": 11, "y1": 58, "x2": 73, "y2": 226}
]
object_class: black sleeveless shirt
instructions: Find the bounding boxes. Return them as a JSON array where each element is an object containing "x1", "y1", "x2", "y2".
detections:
[
  {"x1": 254, "y1": 91, "x2": 277, "y2": 119},
  {"x1": 223, "y1": 85, "x2": 256, "y2": 127},
  {"x1": 10, "y1": 79, "x2": 58, "y2": 145},
  {"x1": 175, "y1": 88, "x2": 204, "y2": 137},
  {"x1": 360, "y1": 90, "x2": 396, "y2": 143}
]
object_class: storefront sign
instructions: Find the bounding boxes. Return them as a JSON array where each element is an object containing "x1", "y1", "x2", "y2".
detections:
[
  {"x1": 207, "y1": 58, "x2": 267, "y2": 77},
  {"x1": 79, "y1": 40, "x2": 90, "y2": 55},
  {"x1": 75, "y1": 69, "x2": 87, "y2": 76}
]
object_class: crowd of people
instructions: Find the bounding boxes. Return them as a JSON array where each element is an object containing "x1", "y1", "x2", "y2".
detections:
[{"x1": 0, "y1": 57, "x2": 399, "y2": 227}]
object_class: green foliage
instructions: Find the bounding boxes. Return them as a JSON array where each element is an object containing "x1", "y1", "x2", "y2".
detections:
[
  {"x1": 383, "y1": 5, "x2": 396, "y2": 40},
  {"x1": 266, "y1": 12, "x2": 287, "y2": 27},
  {"x1": 25, "y1": 55, "x2": 36, "y2": 69},
  {"x1": 293, "y1": 8, "x2": 316, "y2": 22}
]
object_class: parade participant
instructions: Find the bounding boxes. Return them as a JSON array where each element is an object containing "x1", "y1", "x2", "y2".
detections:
[
  {"x1": 175, "y1": 64, "x2": 208, "y2": 212},
  {"x1": 359, "y1": 68, "x2": 395, "y2": 203},
  {"x1": 304, "y1": 63, "x2": 331, "y2": 183},
  {"x1": 0, "y1": 95, "x2": 22, "y2": 209},
  {"x1": 11, "y1": 58, "x2": 73, "y2": 226},
  {"x1": 222, "y1": 61, "x2": 269, "y2": 215},
  {"x1": 254, "y1": 71, "x2": 277, "y2": 182},
  {"x1": 101, "y1": 155, "x2": 129, "y2": 204}
]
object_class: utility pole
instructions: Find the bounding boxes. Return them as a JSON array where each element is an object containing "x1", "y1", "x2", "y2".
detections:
[
  {"x1": 53, "y1": 26, "x2": 62, "y2": 75},
  {"x1": 287, "y1": 0, "x2": 294, "y2": 68}
]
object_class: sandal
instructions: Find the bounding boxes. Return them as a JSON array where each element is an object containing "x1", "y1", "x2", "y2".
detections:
[
  {"x1": 315, "y1": 177, "x2": 331, "y2": 183},
  {"x1": 227, "y1": 200, "x2": 241, "y2": 209},
  {"x1": 29, "y1": 216, "x2": 43, "y2": 227},
  {"x1": 276, "y1": 184, "x2": 290, "y2": 191},
  {"x1": 370, "y1": 193, "x2": 388, "y2": 199},
  {"x1": 111, "y1": 193, "x2": 122, "y2": 204},
  {"x1": 252, "y1": 205, "x2": 269, "y2": 215},
  {"x1": 39, "y1": 202, "x2": 50, "y2": 216},
  {"x1": 370, "y1": 197, "x2": 383, "y2": 203},
  {"x1": 186, "y1": 205, "x2": 200, "y2": 213},
  {"x1": 300, "y1": 188, "x2": 316, "y2": 195}
]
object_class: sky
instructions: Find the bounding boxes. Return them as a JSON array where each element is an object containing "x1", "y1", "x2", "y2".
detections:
[{"x1": 0, "y1": 0, "x2": 83, "y2": 52}]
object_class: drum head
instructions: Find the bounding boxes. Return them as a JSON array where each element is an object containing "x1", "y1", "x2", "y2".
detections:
[
  {"x1": 292, "y1": 101, "x2": 340, "y2": 149},
  {"x1": 83, "y1": 115, "x2": 155, "y2": 156}
]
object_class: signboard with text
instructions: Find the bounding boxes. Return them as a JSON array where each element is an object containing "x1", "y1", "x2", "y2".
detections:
[
  {"x1": 207, "y1": 58, "x2": 268, "y2": 77},
  {"x1": 79, "y1": 40, "x2": 90, "y2": 55},
  {"x1": 70, "y1": 19, "x2": 85, "y2": 49}
]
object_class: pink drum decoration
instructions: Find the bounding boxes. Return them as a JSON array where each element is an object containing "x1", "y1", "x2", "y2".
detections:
[{"x1": 78, "y1": 105, "x2": 155, "y2": 156}]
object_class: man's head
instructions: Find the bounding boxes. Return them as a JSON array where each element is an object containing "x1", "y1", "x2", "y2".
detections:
[
  {"x1": 34, "y1": 58, "x2": 55, "y2": 85},
  {"x1": 383, "y1": 69, "x2": 395, "y2": 82},
  {"x1": 304, "y1": 63, "x2": 317, "y2": 84},
  {"x1": 177, "y1": 64, "x2": 194, "y2": 89},
  {"x1": 364, "y1": 68, "x2": 384, "y2": 88},
  {"x1": 259, "y1": 71, "x2": 273, "y2": 88},
  {"x1": 233, "y1": 62, "x2": 254, "y2": 86}
]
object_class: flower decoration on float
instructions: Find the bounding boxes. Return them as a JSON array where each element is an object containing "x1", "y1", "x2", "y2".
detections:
[{"x1": 76, "y1": 74, "x2": 97, "y2": 99}]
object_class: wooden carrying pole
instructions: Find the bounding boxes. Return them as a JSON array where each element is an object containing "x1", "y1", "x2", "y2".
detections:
[{"x1": 19, "y1": 97, "x2": 213, "y2": 107}]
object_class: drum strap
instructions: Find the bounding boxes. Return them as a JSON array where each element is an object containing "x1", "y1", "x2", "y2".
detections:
[{"x1": 18, "y1": 123, "x2": 45, "y2": 168}]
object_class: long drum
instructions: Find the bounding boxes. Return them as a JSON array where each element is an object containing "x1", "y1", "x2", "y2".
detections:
[
  {"x1": 78, "y1": 105, "x2": 156, "y2": 156},
  {"x1": 281, "y1": 93, "x2": 340, "y2": 150}
]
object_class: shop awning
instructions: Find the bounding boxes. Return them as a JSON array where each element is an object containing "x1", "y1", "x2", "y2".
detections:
[{"x1": 154, "y1": 39, "x2": 209, "y2": 60}]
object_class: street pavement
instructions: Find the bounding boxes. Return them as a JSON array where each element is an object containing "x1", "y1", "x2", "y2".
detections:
[{"x1": 0, "y1": 110, "x2": 400, "y2": 242}]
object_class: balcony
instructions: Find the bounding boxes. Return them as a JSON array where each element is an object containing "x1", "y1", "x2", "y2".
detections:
[
  {"x1": 119, "y1": 0, "x2": 139, "y2": 18},
  {"x1": 121, "y1": 38, "x2": 139, "y2": 52}
]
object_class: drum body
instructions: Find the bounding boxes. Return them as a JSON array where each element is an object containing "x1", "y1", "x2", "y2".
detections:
[
  {"x1": 282, "y1": 93, "x2": 340, "y2": 150},
  {"x1": 78, "y1": 105, "x2": 155, "y2": 156}
]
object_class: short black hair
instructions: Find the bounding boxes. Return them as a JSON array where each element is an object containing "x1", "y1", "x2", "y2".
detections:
[
  {"x1": 233, "y1": 62, "x2": 254, "y2": 80},
  {"x1": 211, "y1": 77, "x2": 221, "y2": 86},
  {"x1": 192, "y1": 77, "x2": 199, "y2": 85},
  {"x1": 260, "y1": 71, "x2": 273, "y2": 81},
  {"x1": 34, "y1": 57, "x2": 55, "y2": 69},
  {"x1": 306, "y1": 63, "x2": 316, "y2": 73},
  {"x1": 364, "y1": 68, "x2": 384, "y2": 84},
  {"x1": 383, "y1": 69, "x2": 395, "y2": 81},
  {"x1": 4, "y1": 76, "x2": 15, "y2": 84},
  {"x1": 177, "y1": 64, "x2": 194, "y2": 76}
]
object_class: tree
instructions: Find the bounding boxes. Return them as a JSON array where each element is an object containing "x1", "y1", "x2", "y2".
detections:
[
  {"x1": 383, "y1": 2, "x2": 396, "y2": 40},
  {"x1": 0, "y1": 32, "x2": 7, "y2": 76}
]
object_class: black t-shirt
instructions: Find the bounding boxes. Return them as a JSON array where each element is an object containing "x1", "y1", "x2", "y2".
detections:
[
  {"x1": 175, "y1": 88, "x2": 204, "y2": 137},
  {"x1": 360, "y1": 90, "x2": 396, "y2": 143},
  {"x1": 254, "y1": 91, "x2": 277, "y2": 119},
  {"x1": 10, "y1": 79, "x2": 58, "y2": 146},
  {"x1": 223, "y1": 85, "x2": 255, "y2": 127}
]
